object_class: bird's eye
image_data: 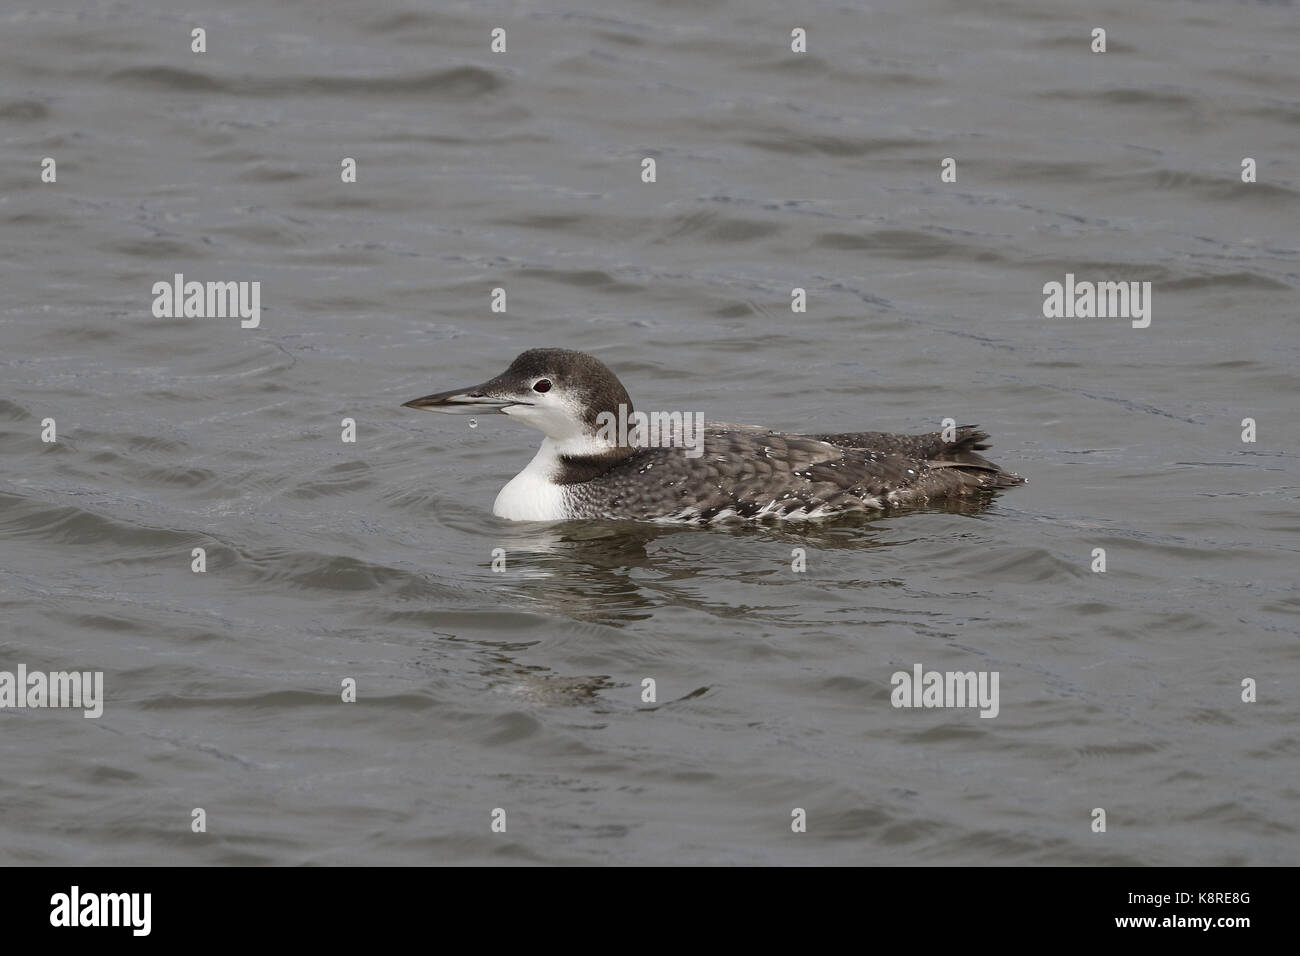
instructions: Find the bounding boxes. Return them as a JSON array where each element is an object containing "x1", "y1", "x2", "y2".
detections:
[{"x1": 533, "y1": 379, "x2": 552, "y2": 393}]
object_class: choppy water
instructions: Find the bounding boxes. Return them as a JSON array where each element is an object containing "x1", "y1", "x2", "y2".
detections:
[{"x1": 2, "y1": 0, "x2": 1298, "y2": 865}]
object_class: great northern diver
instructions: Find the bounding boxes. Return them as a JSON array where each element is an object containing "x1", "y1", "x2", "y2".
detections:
[{"x1": 402, "y1": 348, "x2": 1023, "y2": 523}]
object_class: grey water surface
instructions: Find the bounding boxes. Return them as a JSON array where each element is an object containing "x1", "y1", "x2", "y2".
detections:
[{"x1": 1, "y1": 0, "x2": 1298, "y2": 865}]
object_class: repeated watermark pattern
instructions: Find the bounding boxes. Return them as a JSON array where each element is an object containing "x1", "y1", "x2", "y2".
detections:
[
  {"x1": 891, "y1": 663, "x2": 1000, "y2": 719},
  {"x1": 151, "y1": 273, "x2": 261, "y2": 328},
  {"x1": 0, "y1": 665, "x2": 103, "y2": 718},
  {"x1": 14, "y1": 15, "x2": 1279, "y2": 872},
  {"x1": 594, "y1": 404, "x2": 705, "y2": 458},
  {"x1": 1042, "y1": 274, "x2": 1152, "y2": 328}
]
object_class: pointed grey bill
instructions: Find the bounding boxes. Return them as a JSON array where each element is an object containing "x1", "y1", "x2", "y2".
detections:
[{"x1": 401, "y1": 382, "x2": 523, "y2": 415}]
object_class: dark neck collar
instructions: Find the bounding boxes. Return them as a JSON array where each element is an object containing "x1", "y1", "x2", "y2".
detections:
[{"x1": 554, "y1": 446, "x2": 637, "y2": 485}]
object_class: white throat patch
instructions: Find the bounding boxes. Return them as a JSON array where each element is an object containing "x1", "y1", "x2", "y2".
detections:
[{"x1": 492, "y1": 438, "x2": 573, "y2": 521}]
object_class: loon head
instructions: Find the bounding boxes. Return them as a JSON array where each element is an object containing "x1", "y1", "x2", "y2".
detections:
[{"x1": 402, "y1": 348, "x2": 635, "y2": 451}]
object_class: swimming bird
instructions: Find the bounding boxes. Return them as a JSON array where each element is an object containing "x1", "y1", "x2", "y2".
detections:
[{"x1": 402, "y1": 348, "x2": 1023, "y2": 523}]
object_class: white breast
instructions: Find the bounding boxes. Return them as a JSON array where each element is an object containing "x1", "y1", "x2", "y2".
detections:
[{"x1": 492, "y1": 439, "x2": 571, "y2": 521}]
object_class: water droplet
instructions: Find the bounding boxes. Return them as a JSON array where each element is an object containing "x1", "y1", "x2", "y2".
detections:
[{"x1": 468, "y1": 418, "x2": 478, "y2": 429}]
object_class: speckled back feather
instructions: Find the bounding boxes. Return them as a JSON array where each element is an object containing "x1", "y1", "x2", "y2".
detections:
[{"x1": 560, "y1": 423, "x2": 1024, "y2": 523}]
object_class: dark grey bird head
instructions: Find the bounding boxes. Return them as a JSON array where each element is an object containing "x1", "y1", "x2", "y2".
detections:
[{"x1": 402, "y1": 348, "x2": 635, "y2": 447}]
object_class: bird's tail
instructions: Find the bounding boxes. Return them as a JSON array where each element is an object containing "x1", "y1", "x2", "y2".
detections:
[{"x1": 925, "y1": 425, "x2": 1024, "y2": 488}]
